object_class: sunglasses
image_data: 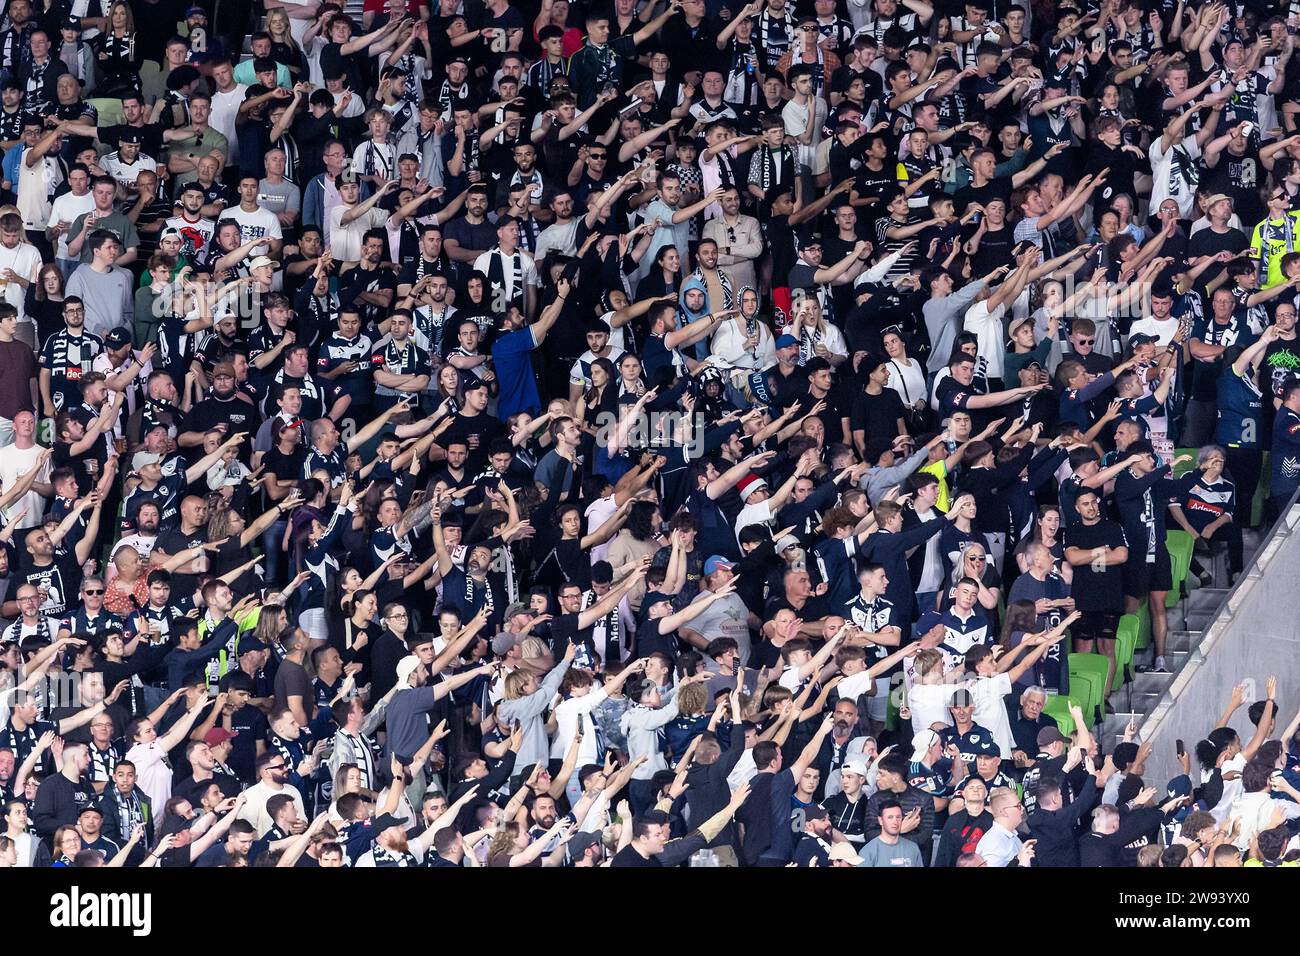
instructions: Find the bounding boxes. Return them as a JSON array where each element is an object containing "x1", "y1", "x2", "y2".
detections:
[
  {"x1": 1076, "y1": 337, "x2": 1095, "y2": 345},
  {"x1": 83, "y1": 588, "x2": 105, "y2": 595}
]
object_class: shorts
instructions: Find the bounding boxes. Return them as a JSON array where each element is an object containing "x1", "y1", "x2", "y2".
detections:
[
  {"x1": 1123, "y1": 551, "x2": 1173, "y2": 598},
  {"x1": 1072, "y1": 611, "x2": 1119, "y2": 645}
]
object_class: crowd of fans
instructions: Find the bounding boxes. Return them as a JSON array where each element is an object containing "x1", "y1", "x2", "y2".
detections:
[{"x1": 0, "y1": 0, "x2": 1297, "y2": 870}]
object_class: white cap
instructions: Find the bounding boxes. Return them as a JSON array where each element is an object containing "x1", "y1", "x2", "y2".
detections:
[
  {"x1": 841, "y1": 759, "x2": 869, "y2": 779},
  {"x1": 395, "y1": 655, "x2": 422, "y2": 687}
]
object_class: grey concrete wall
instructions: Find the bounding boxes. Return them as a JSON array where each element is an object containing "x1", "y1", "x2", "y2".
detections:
[{"x1": 1139, "y1": 503, "x2": 1300, "y2": 787}]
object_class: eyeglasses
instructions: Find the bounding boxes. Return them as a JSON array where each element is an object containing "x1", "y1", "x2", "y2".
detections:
[
  {"x1": 968, "y1": 555, "x2": 987, "y2": 563},
  {"x1": 1076, "y1": 338, "x2": 1094, "y2": 345},
  {"x1": 388, "y1": 612, "x2": 408, "y2": 620},
  {"x1": 83, "y1": 588, "x2": 104, "y2": 595}
]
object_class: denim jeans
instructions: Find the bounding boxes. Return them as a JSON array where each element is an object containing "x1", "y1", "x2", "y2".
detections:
[{"x1": 261, "y1": 518, "x2": 288, "y2": 588}]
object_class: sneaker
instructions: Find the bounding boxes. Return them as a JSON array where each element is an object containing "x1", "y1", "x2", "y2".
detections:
[{"x1": 1151, "y1": 656, "x2": 1169, "y2": 674}]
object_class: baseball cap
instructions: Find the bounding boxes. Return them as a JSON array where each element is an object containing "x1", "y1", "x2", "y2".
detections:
[
  {"x1": 775, "y1": 334, "x2": 799, "y2": 349},
  {"x1": 804, "y1": 805, "x2": 829, "y2": 822},
  {"x1": 568, "y1": 831, "x2": 603, "y2": 857},
  {"x1": 131, "y1": 451, "x2": 163, "y2": 474},
  {"x1": 491, "y1": 632, "x2": 521, "y2": 656},
  {"x1": 462, "y1": 377, "x2": 489, "y2": 394},
  {"x1": 212, "y1": 361, "x2": 237, "y2": 380},
  {"x1": 396, "y1": 655, "x2": 422, "y2": 686},
  {"x1": 775, "y1": 534, "x2": 801, "y2": 552},
  {"x1": 827, "y1": 842, "x2": 863, "y2": 865},
  {"x1": 248, "y1": 255, "x2": 278, "y2": 271},
  {"x1": 104, "y1": 327, "x2": 132, "y2": 349},
  {"x1": 841, "y1": 759, "x2": 870, "y2": 779},
  {"x1": 1037, "y1": 726, "x2": 1066, "y2": 748},
  {"x1": 186, "y1": 5, "x2": 206, "y2": 16},
  {"x1": 119, "y1": 129, "x2": 143, "y2": 145},
  {"x1": 203, "y1": 727, "x2": 238, "y2": 747},
  {"x1": 973, "y1": 737, "x2": 1000, "y2": 759},
  {"x1": 1129, "y1": 332, "x2": 1159, "y2": 347},
  {"x1": 910, "y1": 729, "x2": 939, "y2": 762},
  {"x1": 1204, "y1": 193, "x2": 1233, "y2": 211},
  {"x1": 238, "y1": 639, "x2": 268, "y2": 656},
  {"x1": 78, "y1": 805, "x2": 103, "y2": 818},
  {"x1": 703, "y1": 555, "x2": 735, "y2": 576},
  {"x1": 1008, "y1": 314, "x2": 1035, "y2": 338},
  {"x1": 371, "y1": 813, "x2": 406, "y2": 834}
]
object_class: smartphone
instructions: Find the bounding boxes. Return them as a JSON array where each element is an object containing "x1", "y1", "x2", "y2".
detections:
[{"x1": 1176, "y1": 738, "x2": 1185, "y2": 758}]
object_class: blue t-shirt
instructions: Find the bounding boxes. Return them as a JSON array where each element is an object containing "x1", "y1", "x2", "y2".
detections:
[{"x1": 491, "y1": 327, "x2": 540, "y2": 419}]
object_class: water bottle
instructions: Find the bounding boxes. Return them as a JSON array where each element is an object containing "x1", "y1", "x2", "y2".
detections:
[{"x1": 691, "y1": 848, "x2": 719, "y2": 867}]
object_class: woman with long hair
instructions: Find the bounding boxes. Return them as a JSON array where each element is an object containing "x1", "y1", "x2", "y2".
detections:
[
  {"x1": 1014, "y1": 504, "x2": 1073, "y2": 584},
  {"x1": 784, "y1": 293, "x2": 848, "y2": 366},
  {"x1": 265, "y1": 8, "x2": 308, "y2": 79},
  {"x1": 26, "y1": 263, "x2": 66, "y2": 345},
  {"x1": 207, "y1": 493, "x2": 302, "y2": 595},
  {"x1": 998, "y1": 600, "x2": 1044, "y2": 693},
  {"x1": 880, "y1": 326, "x2": 929, "y2": 431},
  {"x1": 329, "y1": 588, "x2": 379, "y2": 684},
  {"x1": 636, "y1": 244, "x2": 682, "y2": 300},
  {"x1": 486, "y1": 818, "x2": 573, "y2": 867},
  {"x1": 93, "y1": 1, "x2": 140, "y2": 97},
  {"x1": 938, "y1": 540, "x2": 1002, "y2": 631}
]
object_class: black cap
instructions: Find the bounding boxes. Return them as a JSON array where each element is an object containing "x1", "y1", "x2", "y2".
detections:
[
  {"x1": 104, "y1": 327, "x2": 133, "y2": 349},
  {"x1": 118, "y1": 129, "x2": 143, "y2": 145},
  {"x1": 974, "y1": 738, "x2": 1000, "y2": 758},
  {"x1": 796, "y1": 229, "x2": 823, "y2": 250},
  {"x1": 1129, "y1": 332, "x2": 1159, "y2": 347},
  {"x1": 371, "y1": 813, "x2": 406, "y2": 833}
]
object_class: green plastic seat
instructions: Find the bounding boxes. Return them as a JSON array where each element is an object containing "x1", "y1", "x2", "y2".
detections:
[
  {"x1": 1069, "y1": 651, "x2": 1110, "y2": 724},
  {"x1": 1042, "y1": 694, "x2": 1085, "y2": 737},
  {"x1": 1253, "y1": 451, "x2": 1271, "y2": 527},
  {"x1": 1171, "y1": 449, "x2": 1200, "y2": 478},
  {"x1": 1066, "y1": 671, "x2": 1098, "y2": 729},
  {"x1": 1165, "y1": 529, "x2": 1194, "y2": 608},
  {"x1": 1113, "y1": 614, "x2": 1140, "y2": 692}
]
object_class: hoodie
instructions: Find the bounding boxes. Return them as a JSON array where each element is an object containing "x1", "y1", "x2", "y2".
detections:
[
  {"x1": 621, "y1": 685, "x2": 683, "y2": 780},
  {"x1": 678, "y1": 275, "x2": 713, "y2": 362}
]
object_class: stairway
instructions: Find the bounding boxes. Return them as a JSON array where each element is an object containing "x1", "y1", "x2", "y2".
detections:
[{"x1": 1094, "y1": 529, "x2": 1263, "y2": 751}]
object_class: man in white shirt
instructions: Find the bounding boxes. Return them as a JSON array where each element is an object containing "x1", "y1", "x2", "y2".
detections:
[
  {"x1": 207, "y1": 59, "x2": 248, "y2": 173},
  {"x1": 227, "y1": 175, "x2": 284, "y2": 259},
  {"x1": 47, "y1": 164, "x2": 95, "y2": 280},
  {"x1": 328, "y1": 175, "x2": 394, "y2": 263},
  {"x1": 100, "y1": 131, "x2": 157, "y2": 203},
  {"x1": 473, "y1": 216, "x2": 540, "y2": 319},
  {"x1": 0, "y1": 410, "x2": 50, "y2": 528},
  {"x1": 0, "y1": 213, "x2": 43, "y2": 339}
]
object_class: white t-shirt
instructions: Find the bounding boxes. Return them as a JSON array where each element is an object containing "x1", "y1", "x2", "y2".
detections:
[
  {"x1": 963, "y1": 299, "x2": 1007, "y2": 382},
  {"x1": 1148, "y1": 136, "x2": 1202, "y2": 220},
  {"x1": 0, "y1": 443, "x2": 48, "y2": 527},
  {"x1": 969, "y1": 671, "x2": 1015, "y2": 757},
  {"x1": 908, "y1": 682, "x2": 961, "y2": 736},
  {"x1": 583, "y1": 494, "x2": 619, "y2": 563},
  {"x1": 327, "y1": 204, "x2": 387, "y2": 263},
  {"x1": 1127, "y1": 316, "x2": 1181, "y2": 347},
  {"x1": 733, "y1": 499, "x2": 774, "y2": 539},
  {"x1": 209, "y1": 84, "x2": 249, "y2": 165},
  {"x1": 226, "y1": 204, "x2": 283, "y2": 257},
  {"x1": 0, "y1": 242, "x2": 42, "y2": 323},
  {"x1": 49, "y1": 191, "x2": 96, "y2": 261}
]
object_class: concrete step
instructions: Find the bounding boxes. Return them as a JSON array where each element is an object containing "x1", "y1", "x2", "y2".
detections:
[
  {"x1": 1185, "y1": 587, "x2": 1231, "y2": 612},
  {"x1": 1167, "y1": 630, "x2": 1201, "y2": 654}
]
